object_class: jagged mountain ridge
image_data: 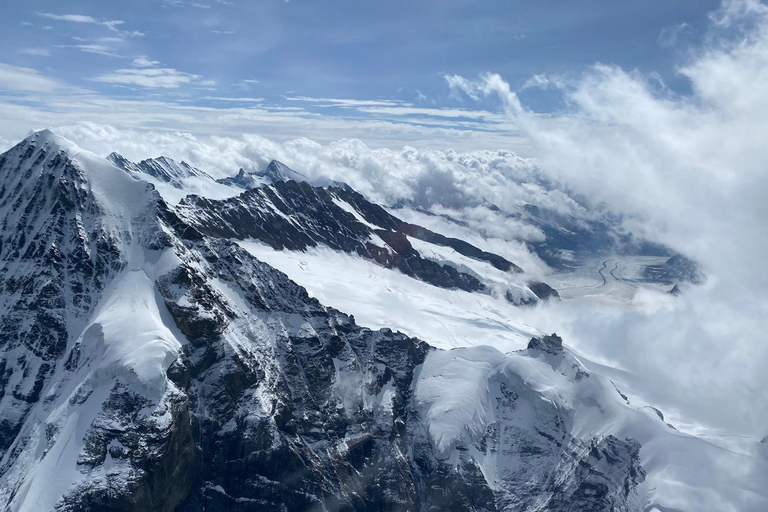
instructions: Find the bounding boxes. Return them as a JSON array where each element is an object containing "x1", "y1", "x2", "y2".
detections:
[
  {"x1": 216, "y1": 159, "x2": 342, "y2": 190},
  {"x1": 107, "y1": 153, "x2": 214, "y2": 190},
  {"x1": 108, "y1": 151, "x2": 553, "y2": 304},
  {"x1": 175, "y1": 181, "x2": 557, "y2": 303},
  {"x1": 109, "y1": 150, "x2": 695, "y2": 285},
  {"x1": 0, "y1": 131, "x2": 657, "y2": 512},
  {"x1": 110, "y1": 152, "x2": 313, "y2": 192}
]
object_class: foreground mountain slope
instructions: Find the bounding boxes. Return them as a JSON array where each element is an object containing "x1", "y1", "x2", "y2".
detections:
[
  {"x1": 0, "y1": 130, "x2": 167, "y2": 462},
  {"x1": 0, "y1": 132, "x2": 763, "y2": 512},
  {"x1": 0, "y1": 132, "x2": 646, "y2": 512}
]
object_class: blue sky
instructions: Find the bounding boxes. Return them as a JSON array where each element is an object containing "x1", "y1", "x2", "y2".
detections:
[{"x1": 0, "y1": 0, "x2": 722, "y2": 152}]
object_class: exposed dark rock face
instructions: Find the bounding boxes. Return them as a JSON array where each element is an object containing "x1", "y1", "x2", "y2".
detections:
[
  {"x1": 177, "y1": 180, "x2": 522, "y2": 294},
  {"x1": 644, "y1": 254, "x2": 705, "y2": 285},
  {"x1": 527, "y1": 333, "x2": 564, "y2": 355},
  {"x1": 161, "y1": 240, "x2": 435, "y2": 511},
  {"x1": 528, "y1": 281, "x2": 560, "y2": 302},
  {"x1": 155, "y1": 241, "x2": 644, "y2": 512},
  {"x1": 59, "y1": 385, "x2": 199, "y2": 512}
]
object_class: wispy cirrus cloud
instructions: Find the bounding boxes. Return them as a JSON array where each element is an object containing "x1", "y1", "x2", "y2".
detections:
[
  {"x1": 200, "y1": 96, "x2": 264, "y2": 102},
  {"x1": 161, "y1": 0, "x2": 232, "y2": 8},
  {"x1": 55, "y1": 44, "x2": 119, "y2": 57},
  {"x1": 22, "y1": 48, "x2": 51, "y2": 57},
  {"x1": 38, "y1": 12, "x2": 124, "y2": 31},
  {"x1": 92, "y1": 58, "x2": 214, "y2": 89},
  {"x1": 0, "y1": 62, "x2": 81, "y2": 93},
  {"x1": 37, "y1": 12, "x2": 144, "y2": 37},
  {"x1": 286, "y1": 96, "x2": 412, "y2": 108}
]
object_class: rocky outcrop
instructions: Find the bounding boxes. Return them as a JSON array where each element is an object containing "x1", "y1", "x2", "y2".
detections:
[
  {"x1": 644, "y1": 254, "x2": 705, "y2": 285},
  {"x1": 528, "y1": 281, "x2": 560, "y2": 302},
  {"x1": 527, "y1": 333, "x2": 564, "y2": 355}
]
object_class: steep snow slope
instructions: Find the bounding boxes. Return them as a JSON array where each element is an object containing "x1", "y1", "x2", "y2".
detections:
[
  {"x1": 0, "y1": 131, "x2": 190, "y2": 510},
  {"x1": 238, "y1": 241, "x2": 541, "y2": 351}
]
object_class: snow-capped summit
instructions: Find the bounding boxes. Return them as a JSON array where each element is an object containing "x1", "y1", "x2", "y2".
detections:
[
  {"x1": 214, "y1": 160, "x2": 305, "y2": 190},
  {"x1": 259, "y1": 159, "x2": 306, "y2": 182},
  {"x1": 105, "y1": 151, "x2": 136, "y2": 171},
  {"x1": 215, "y1": 167, "x2": 261, "y2": 189},
  {"x1": 2, "y1": 130, "x2": 157, "y2": 240},
  {"x1": 216, "y1": 159, "x2": 343, "y2": 190}
]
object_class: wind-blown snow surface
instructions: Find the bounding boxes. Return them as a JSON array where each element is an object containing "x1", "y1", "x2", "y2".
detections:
[{"x1": 238, "y1": 240, "x2": 541, "y2": 351}]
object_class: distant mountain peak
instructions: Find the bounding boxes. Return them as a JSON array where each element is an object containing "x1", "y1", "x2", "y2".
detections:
[
  {"x1": 215, "y1": 159, "x2": 306, "y2": 190},
  {"x1": 107, "y1": 151, "x2": 134, "y2": 169},
  {"x1": 108, "y1": 152, "x2": 214, "y2": 189},
  {"x1": 259, "y1": 159, "x2": 306, "y2": 182}
]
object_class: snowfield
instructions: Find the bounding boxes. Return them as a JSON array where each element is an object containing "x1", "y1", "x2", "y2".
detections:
[{"x1": 238, "y1": 240, "x2": 542, "y2": 352}]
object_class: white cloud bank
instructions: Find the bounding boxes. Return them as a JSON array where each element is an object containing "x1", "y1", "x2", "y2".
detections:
[
  {"x1": 47, "y1": 121, "x2": 561, "y2": 256},
  {"x1": 92, "y1": 58, "x2": 215, "y2": 89},
  {"x1": 446, "y1": 0, "x2": 768, "y2": 441}
]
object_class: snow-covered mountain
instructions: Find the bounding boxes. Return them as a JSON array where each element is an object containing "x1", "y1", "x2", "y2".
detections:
[
  {"x1": 215, "y1": 160, "x2": 307, "y2": 189},
  {"x1": 108, "y1": 153, "x2": 214, "y2": 188},
  {"x1": 106, "y1": 152, "x2": 240, "y2": 204},
  {"x1": 0, "y1": 131, "x2": 762, "y2": 512}
]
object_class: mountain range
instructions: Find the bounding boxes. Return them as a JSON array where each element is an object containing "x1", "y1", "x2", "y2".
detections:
[{"x1": 1, "y1": 130, "x2": 759, "y2": 512}]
